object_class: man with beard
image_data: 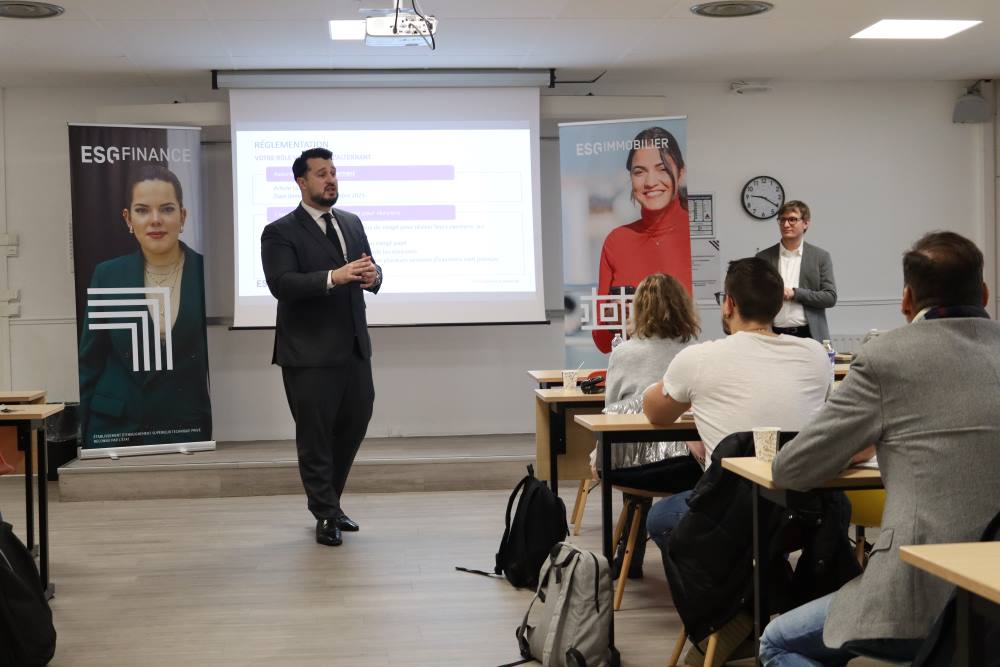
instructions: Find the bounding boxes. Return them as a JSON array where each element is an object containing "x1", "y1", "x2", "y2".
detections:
[
  {"x1": 261, "y1": 147, "x2": 382, "y2": 547},
  {"x1": 642, "y1": 257, "x2": 830, "y2": 549}
]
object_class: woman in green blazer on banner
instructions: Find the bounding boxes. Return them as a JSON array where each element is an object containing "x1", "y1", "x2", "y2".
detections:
[{"x1": 78, "y1": 164, "x2": 211, "y2": 449}]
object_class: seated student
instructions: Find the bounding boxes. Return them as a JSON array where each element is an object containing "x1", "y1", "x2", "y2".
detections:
[
  {"x1": 761, "y1": 231, "x2": 1000, "y2": 666},
  {"x1": 594, "y1": 272, "x2": 701, "y2": 579},
  {"x1": 601, "y1": 272, "x2": 700, "y2": 468},
  {"x1": 642, "y1": 257, "x2": 831, "y2": 549}
]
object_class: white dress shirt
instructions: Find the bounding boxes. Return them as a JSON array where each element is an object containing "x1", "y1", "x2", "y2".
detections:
[
  {"x1": 301, "y1": 201, "x2": 347, "y2": 289},
  {"x1": 774, "y1": 243, "x2": 807, "y2": 328}
]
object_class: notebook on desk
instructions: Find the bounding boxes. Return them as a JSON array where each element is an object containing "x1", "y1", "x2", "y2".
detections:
[{"x1": 851, "y1": 455, "x2": 879, "y2": 470}]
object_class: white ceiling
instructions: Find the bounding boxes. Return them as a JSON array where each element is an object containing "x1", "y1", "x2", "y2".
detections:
[{"x1": 0, "y1": 0, "x2": 998, "y2": 88}]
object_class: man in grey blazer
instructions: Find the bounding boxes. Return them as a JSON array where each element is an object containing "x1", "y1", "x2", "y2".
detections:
[
  {"x1": 755, "y1": 200, "x2": 836, "y2": 342},
  {"x1": 760, "y1": 231, "x2": 1000, "y2": 665}
]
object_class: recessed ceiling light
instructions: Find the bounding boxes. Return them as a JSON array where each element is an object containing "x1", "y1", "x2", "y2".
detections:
[
  {"x1": 329, "y1": 19, "x2": 366, "y2": 41},
  {"x1": 851, "y1": 19, "x2": 981, "y2": 39},
  {"x1": 0, "y1": 1, "x2": 63, "y2": 19},
  {"x1": 690, "y1": 1, "x2": 773, "y2": 18}
]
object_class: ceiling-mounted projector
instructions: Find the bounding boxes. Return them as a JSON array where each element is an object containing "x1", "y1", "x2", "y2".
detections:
[
  {"x1": 365, "y1": 13, "x2": 437, "y2": 46},
  {"x1": 359, "y1": 1, "x2": 437, "y2": 47}
]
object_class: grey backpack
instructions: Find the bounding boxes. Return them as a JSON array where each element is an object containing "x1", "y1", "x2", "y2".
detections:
[{"x1": 505, "y1": 542, "x2": 619, "y2": 667}]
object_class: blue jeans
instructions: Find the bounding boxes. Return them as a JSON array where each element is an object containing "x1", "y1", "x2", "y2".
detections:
[
  {"x1": 646, "y1": 489, "x2": 692, "y2": 550},
  {"x1": 760, "y1": 593, "x2": 922, "y2": 666}
]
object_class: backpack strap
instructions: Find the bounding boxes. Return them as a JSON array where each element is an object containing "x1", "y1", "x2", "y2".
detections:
[
  {"x1": 495, "y1": 472, "x2": 533, "y2": 575},
  {"x1": 496, "y1": 659, "x2": 534, "y2": 667},
  {"x1": 514, "y1": 555, "x2": 554, "y2": 660},
  {"x1": 541, "y1": 550, "x2": 581, "y2": 664},
  {"x1": 454, "y1": 566, "x2": 502, "y2": 578}
]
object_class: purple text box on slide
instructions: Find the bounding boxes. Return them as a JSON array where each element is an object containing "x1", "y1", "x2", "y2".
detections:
[
  {"x1": 350, "y1": 205, "x2": 455, "y2": 220},
  {"x1": 265, "y1": 166, "x2": 454, "y2": 182},
  {"x1": 265, "y1": 205, "x2": 455, "y2": 221}
]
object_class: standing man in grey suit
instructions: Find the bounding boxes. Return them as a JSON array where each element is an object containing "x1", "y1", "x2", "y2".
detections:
[
  {"x1": 261, "y1": 147, "x2": 383, "y2": 547},
  {"x1": 760, "y1": 231, "x2": 1000, "y2": 665},
  {"x1": 756, "y1": 200, "x2": 836, "y2": 341}
]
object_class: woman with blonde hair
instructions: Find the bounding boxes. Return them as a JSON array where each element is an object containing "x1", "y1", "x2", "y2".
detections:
[{"x1": 595, "y1": 272, "x2": 703, "y2": 579}]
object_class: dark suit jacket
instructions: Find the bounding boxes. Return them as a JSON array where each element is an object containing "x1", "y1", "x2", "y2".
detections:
[
  {"x1": 260, "y1": 205, "x2": 382, "y2": 367},
  {"x1": 78, "y1": 243, "x2": 212, "y2": 448},
  {"x1": 756, "y1": 241, "x2": 836, "y2": 341}
]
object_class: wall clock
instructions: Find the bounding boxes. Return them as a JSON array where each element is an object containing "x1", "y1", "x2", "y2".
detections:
[{"x1": 741, "y1": 175, "x2": 784, "y2": 220}]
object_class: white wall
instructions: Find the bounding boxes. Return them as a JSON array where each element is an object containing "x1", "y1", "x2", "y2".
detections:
[{"x1": 0, "y1": 80, "x2": 993, "y2": 440}]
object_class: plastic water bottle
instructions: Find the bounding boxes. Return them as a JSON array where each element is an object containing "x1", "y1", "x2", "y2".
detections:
[
  {"x1": 611, "y1": 332, "x2": 624, "y2": 350},
  {"x1": 822, "y1": 339, "x2": 836, "y2": 389}
]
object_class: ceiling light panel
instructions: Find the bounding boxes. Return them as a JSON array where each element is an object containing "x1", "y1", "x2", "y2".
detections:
[
  {"x1": 851, "y1": 19, "x2": 982, "y2": 40},
  {"x1": 329, "y1": 19, "x2": 366, "y2": 41}
]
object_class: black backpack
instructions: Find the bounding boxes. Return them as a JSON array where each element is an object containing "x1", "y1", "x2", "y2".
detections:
[
  {"x1": 0, "y1": 521, "x2": 56, "y2": 666},
  {"x1": 494, "y1": 466, "x2": 569, "y2": 589}
]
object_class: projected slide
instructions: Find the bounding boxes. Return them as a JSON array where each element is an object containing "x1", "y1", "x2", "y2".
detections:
[
  {"x1": 235, "y1": 128, "x2": 535, "y2": 298},
  {"x1": 228, "y1": 86, "x2": 544, "y2": 328}
]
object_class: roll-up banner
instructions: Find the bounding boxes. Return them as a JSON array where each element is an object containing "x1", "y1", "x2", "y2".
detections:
[
  {"x1": 68, "y1": 124, "x2": 215, "y2": 459},
  {"x1": 559, "y1": 116, "x2": 705, "y2": 368}
]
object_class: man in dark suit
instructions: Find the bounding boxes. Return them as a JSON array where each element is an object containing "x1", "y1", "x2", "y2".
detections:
[
  {"x1": 261, "y1": 147, "x2": 382, "y2": 547},
  {"x1": 755, "y1": 200, "x2": 836, "y2": 341}
]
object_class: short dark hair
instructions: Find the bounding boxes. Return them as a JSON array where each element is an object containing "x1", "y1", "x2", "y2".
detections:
[
  {"x1": 724, "y1": 257, "x2": 784, "y2": 323},
  {"x1": 903, "y1": 231, "x2": 984, "y2": 311},
  {"x1": 125, "y1": 164, "x2": 183, "y2": 208},
  {"x1": 292, "y1": 147, "x2": 333, "y2": 180},
  {"x1": 778, "y1": 200, "x2": 810, "y2": 221}
]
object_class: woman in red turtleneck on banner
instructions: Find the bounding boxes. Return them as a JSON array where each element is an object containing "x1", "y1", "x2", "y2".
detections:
[{"x1": 593, "y1": 127, "x2": 692, "y2": 353}]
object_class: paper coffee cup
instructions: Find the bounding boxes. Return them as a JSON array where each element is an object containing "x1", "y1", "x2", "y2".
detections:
[
  {"x1": 752, "y1": 427, "x2": 780, "y2": 463},
  {"x1": 561, "y1": 370, "x2": 578, "y2": 389}
]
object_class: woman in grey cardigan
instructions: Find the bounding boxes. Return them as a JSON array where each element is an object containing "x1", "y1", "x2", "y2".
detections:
[
  {"x1": 596, "y1": 272, "x2": 701, "y2": 579},
  {"x1": 600, "y1": 272, "x2": 701, "y2": 469}
]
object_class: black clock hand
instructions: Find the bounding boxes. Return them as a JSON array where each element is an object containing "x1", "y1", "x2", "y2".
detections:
[{"x1": 751, "y1": 194, "x2": 779, "y2": 207}]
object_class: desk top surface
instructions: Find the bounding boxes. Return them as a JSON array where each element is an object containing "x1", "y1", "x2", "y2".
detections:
[
  {"x1": 721, "y1": 456, "x2": 882, "y2": 491},
  {"x1": 900, "y1": 543, "x2": 1000, "y2": 605},
  {"x1": 0, "y1": 390, "x2": 45, "y2": 403},
  {"x1": 527, "y1": 369, "x2": 601, "y2": 384},
  {"x1": 0, "y1": 403, "x2": 64, "y2": 420},
  {"x1": 573, "y1": 412, "x2": 697, "y2": 432},
  {"x1": 534, "y1": 387, "x2": 606, "y2": 403}
]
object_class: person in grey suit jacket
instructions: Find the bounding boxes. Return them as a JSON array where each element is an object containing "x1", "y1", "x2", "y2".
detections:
[
  {"x1": 755, "y1": 200, "x2": 836, "y2": 342},
  {"x1": 261, "y1": 148, "x2": 382, "y2": 548},
  {"x1": 760, "y1": 231, "x2": 1000, "y2": 665}
]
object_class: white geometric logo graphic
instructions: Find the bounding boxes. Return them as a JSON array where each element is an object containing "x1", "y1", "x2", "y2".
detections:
[
  {"x1": 580, "y1": 286, "x2": 633, "y2": 339},
  {"x1": 87, "y1": 287, "x2": 174, "y2": 372}
]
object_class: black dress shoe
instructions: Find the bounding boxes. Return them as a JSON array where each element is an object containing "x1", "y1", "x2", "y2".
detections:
[
  {"x1": 335, "y1": 514, "x2": 359, "y2": 532},
  {"x1": 316, "y1": 519, "x2": 342, "y2": 546}
]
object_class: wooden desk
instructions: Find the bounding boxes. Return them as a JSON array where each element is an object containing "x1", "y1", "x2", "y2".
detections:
[
  {"x1": 527, "y1": 369, "x2": 600, "y2": 389},
  {"x1": 722, "y1": 456, "x2": 883, "y2": 666},
  {"x1": 834, "y1": 363, "x2": 850, "y2": 380},
  {"x1": 1, "y1": 403, "x2": 65, "y2": 599},
  {"x1": 573, "y1": 414, "x2": 700, "y2": 561},
  {"x1": 901, "y1": 542, "x2": 1000, "y2": 665},
  {"x1": 0, "y1": 390, "x2": 46, "y2": 475},
  {"x1": 534, "y1": 387, "x2": 605, "y2": 495}
]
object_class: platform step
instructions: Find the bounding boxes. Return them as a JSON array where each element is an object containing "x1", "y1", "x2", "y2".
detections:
[{"x1": 58, "y1": 434, "x2": 534, "y2": 501}]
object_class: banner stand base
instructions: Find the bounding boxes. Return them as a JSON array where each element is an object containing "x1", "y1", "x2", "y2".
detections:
[{"x1": 78, "y1": 440, "x2": 216, "y2": 461}]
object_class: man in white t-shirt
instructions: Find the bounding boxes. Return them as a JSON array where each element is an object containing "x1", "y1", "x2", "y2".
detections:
[{"x1": 642, "y1": 257, "x2": 831, "y2": 550}]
